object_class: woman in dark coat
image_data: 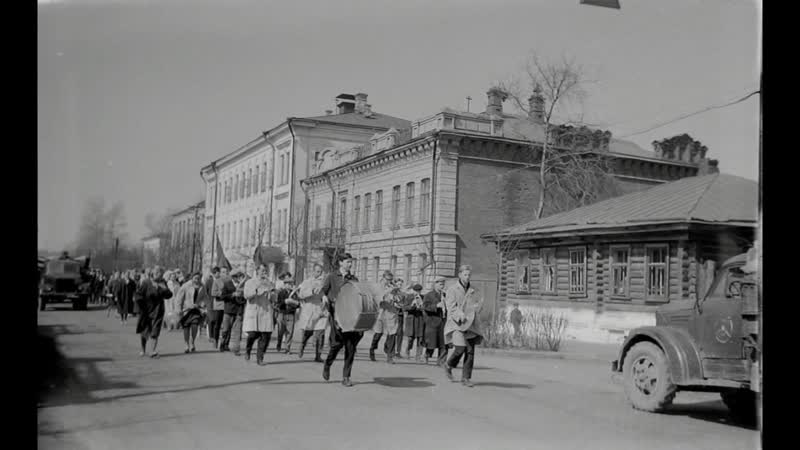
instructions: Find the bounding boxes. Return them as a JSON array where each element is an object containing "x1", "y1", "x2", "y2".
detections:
[
  {"x1": 422, "y1": 276, "x2": 448, "y2": 366},
  {"x1": 135, "y1": 266, "x2": 173, "y2": 358},
  {"x1": 127, "y1": 271, "x2": 138, "y2": 316},
  {"x1": 402, "y1": 284, "x2": 425, "y2": 362}
]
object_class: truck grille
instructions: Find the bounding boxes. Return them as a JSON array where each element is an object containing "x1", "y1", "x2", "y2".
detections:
[{"x1": 54, "y1": 279, "x2": 77, "y2": 292}]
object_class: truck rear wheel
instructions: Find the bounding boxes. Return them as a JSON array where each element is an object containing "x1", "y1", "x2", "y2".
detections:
[
  {"x1": 623, "y1": 342, "x2": 677, "y2": 412},
  {"x1": 721, "y1": 389, "x2": 757, "y2": 423},
  {"x1": 73, "y1": 297, "x2": 88, "y2": 311}
]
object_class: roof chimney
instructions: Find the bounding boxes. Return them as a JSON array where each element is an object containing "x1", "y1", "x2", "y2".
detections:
[
  {"x1": 355, "y1": 93, "x2": 368, "y2": 114},
  {"x1": 528, "y1": 84, "x2": 545, "y2": 124},
  {"x1": 485, "y1": 87, "x2": 507, "y2": 116},
  {"x1": 335, "y1": 93, "x2": 356, "y2": 114}
]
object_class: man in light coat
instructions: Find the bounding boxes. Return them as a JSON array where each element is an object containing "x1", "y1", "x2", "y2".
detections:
[
  {"x1": 175, "y1": 272, "x2": 208, "y2": 353},
  {"x1": 297, "y1": 263, "x2": 328, "y2": 362},
  {"x1": 443, "y1": 264, "x2": 484, "y2": 387},
  {"x1": 243, "y1": 264, "x2": 275, "y2": 365}
]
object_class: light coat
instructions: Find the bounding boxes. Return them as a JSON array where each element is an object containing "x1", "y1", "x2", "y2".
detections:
[
  {"x1": 296, "y1": 274, "x2": 328, "y2": 331},
  {"x1": 443, "y1": 281, "x2": 484, "y2": 345},
  {"x1": 242, "y1": 277, "x2": 274, "y2": 333}
]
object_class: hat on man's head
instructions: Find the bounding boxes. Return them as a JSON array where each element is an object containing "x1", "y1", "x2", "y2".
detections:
[
  {"x1": 433, "y1": 275, "x2": 446, "y2": 283},
  {"x1": 382, "y1": 270, "x2": 394, "y2": 279},
  {"x1": 338, "y1": 252, "x2": 354, "y2": 262},
  {"x1": 231, "y1": 269, "x2": 244, "y2": 278},
  {"x1": 412, "y1": 284, "x2": 423, "y2": 292}
]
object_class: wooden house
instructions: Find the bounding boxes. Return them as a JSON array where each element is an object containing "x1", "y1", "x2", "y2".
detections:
[{"x1": 482, "y1": 173, "x2": 758, "y2": 343}]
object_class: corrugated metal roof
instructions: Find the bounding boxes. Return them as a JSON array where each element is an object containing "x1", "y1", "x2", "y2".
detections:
[
  {"x1": 488, "y1": 173, "x2": 758, "y2": 238},
  {"x1": 301, "y1": 112, "x2": 411, "y2": 130}
]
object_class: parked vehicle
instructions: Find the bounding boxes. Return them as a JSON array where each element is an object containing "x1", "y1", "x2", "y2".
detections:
[
  {"x1": 611, "y1": 248, "x2": 760, "y2": 422},
  {"x1": 39, "y1": 256, "x2": 91, "y2": 311}
]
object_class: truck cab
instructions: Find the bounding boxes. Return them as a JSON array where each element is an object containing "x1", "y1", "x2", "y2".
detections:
[
  {"x1": 611, "y1": 249, "x2": 760, "y2": 421},
  {"x1": 39, "y1": 258, "x2": 91, "y2": 311}
]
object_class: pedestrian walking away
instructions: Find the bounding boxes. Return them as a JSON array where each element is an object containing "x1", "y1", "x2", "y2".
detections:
[
  {"x1": 297, "y1": 263, "x2": 328, "y2": 362},
  {"x1": 321, "y1": 253, "x2": 362, "y2": 387},
  {"x1": 443, "y1": 265, "x2": 484, "y2": 388},
  {"x1": 243, "y1": 264, "x2": 275, "y2": 365},
  {"x1": 176, "y1": 272, "x2": 208, "y2": 353},
  {"x1": 422, "y1": 276, "x2": 448, "y2": 366},
  {"x1": 134, "y1": 266, "x2": 173, "y2": 358}
]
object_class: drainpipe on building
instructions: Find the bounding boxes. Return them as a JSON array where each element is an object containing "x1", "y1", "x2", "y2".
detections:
[
  {"x1": 263, "y1": 132, "x2": 277, "y2": 247},
  {"x1": 429, "y1": 136, "x2": 439, "y2": 277},
  {"x1": 286, "y1": 119, "x2": 301, "y2": 279},
  {"x1": 325, "y1": 174, "x2": 337, "y2": 270},
  {"x1": 208, "y1": 162, "x2": 219, "y2": 273}
]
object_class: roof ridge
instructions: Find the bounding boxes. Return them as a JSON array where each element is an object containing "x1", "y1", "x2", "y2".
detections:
[{"x1": 686, "y1": 173, "x2": 720, "y2": 218}]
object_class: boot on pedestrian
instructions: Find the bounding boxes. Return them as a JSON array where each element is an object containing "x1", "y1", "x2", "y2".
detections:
[
  {"x1": 369, "y1": 348, "x2": 376, "y2": 361},
  {"x1": 342, "y1": 377, "x2": 353, "y2": 387}
]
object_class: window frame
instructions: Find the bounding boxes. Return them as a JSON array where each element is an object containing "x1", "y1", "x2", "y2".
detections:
[
  {"x1": 338, "y1": 193, "x2": 348, "y2": 232},
  {"x1": 405, "y1": 182, "x2": 415, "y2": 227},
  {"x1": 363, "y1": 193, "x2": 371, "y2": 233},
  {"x1": 391, "y1": 186, "x2": 401, "y2": 229},
  {"x1": 645, "y1": 244, "x2": 670, "y2": 301},
  {"x1": 420, "y1": 178, "x2": 431, "y2": 224},
  {"x1": 373, "y1": 257, "x2": 380, "y2": 282},
  {"x1": 374, "y1": 190, "x2": 383, "y2": 231},
  {"x1": 352, "y1": 195, "x2": 361, "y2": 234},
  {"x1": 404, "y1": 254, "x2": 413, "y2": 284},
  {"x1": 609, "y1": 245, "x2": 631, "y2": 300},
  {"x1": 514, "y1": 250, "x2": 531, "y2": 294},
  {"x1": 568, "y1": 246, "x2": 588, "y2": 298},
  {"x1": 540, "y1": 248, "x2": 557, "y2": 294}
]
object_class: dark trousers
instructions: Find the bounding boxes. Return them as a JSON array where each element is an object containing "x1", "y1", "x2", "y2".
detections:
[
  {"x1": 447, "y1": 337, "x2": 479, "y2": 380},
  {"x1": 301, "y1": 329, "x2": 325, "y2": 358},
  {"x1": 246, "y1": 331, "x2": 271, "y2": 362},
  {"x1": 369, "y1": 332, "x2": 396, "y2": 356},
  {"x1": 395, "y1": 315, "x2": 404, "y2": 355},
  {"x1": 325, "y1": 327, "x2": 363, "y2": 379},
  {"x1": 208, "y1": 310, "x2": 224, "y2": 342},
  {"x1": 276, "y1": 312, "x2": 296, "y2": 351},
  {"x1": 220, "y1": 313, "x2": 243, "y2": 351}
]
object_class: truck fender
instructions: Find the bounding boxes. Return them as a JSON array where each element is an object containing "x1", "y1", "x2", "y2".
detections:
[{"x1": 615, "y1": 326, "x2": 703, "y2": 385}]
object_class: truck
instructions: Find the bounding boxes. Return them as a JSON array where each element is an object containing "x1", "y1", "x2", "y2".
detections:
[
  {"x1": 39, "y1": 255, "x2": 91, "y2": 311},
  {"x1": 611, "y1": 248, "x2": 760, "y2": 422}
]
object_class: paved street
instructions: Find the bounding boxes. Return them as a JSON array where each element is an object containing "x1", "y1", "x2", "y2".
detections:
[{"x1": 38, "y1": 305, "x2": 759, "y2": 450}]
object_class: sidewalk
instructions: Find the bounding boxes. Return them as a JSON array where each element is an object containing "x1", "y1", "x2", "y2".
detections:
[{"x1": 477, "y1": 339, "x2": 620, "y2": 364}]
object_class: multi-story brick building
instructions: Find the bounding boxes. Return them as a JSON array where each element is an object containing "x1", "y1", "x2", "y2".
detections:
[
  {"x1": 199, "y1": 93, "x2": 409, "y2": 279},
  {"x1": 300, "y1": 88, "x2": 720, "y2": 305}
]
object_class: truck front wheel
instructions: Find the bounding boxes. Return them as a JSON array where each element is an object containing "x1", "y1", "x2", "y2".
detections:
[
  {"x1": 73, "y1": 296, "x2": 88, "y2": 311},
  {"x1": 623, "y1": 342, "x2": 677, "y2": 412}
]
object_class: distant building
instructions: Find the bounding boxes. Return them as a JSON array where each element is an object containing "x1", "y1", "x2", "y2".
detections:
[
  {"x1": 300, "y1": 87, "x2": 719, "y2": 305},
  {"x1": 483, "y1": 173, "x2": 758, "y2": 343},
  {"x1": 141, "y1": 234, "x2": 164, "y2": 268},
  {"x1": 200, "y1": 92, "x2": 409, "y2": 279},
  {"x1": 166, "y1": 201, "x2": 205, "y2": 272}
]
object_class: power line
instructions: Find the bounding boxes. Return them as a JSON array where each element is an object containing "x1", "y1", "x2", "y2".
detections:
[{"x1": 617, "y1": 90, "x2": 760, "y2": 139}]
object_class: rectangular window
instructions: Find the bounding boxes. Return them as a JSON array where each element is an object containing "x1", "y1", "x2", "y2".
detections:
[
  {"x1": 569, "y1": 248, "x2": 587, "y2": 295},
  {"x1": 610, "y1": 246, "x2": 630, "y2": 298},
  {"x1": 646, "y1": 245, "x2": 669, "y2": 300},
  {"x1": 392, "y1": 186, "x2": 401, "y2": 229},
  {"x1": 232, "y1": 222, "x2": 237, "y2": 249},
  {"x1": 363, "y1": 193, "x2": 371, "y2": 232},
  {"x1": 244, "y1": 219, "x2": 250, "y2": 247},
  {"x1": 225, "y1": 223, "x2": 231, "y2": 249},
  {"x1": 390, "y1": 255, "x2": 397, "y2": 274},
  {"x1": 234, "y1": 175, "x2": 239, "y2": 201},
  {"x1": 420, "y1": 178, "x2": 430, "y2": 223},
  {"x1": 405, "y1": 254, "x2": 413, "y2": 284},
  {"x1": 353, "y1": 196, "x2": 360, "y2": 234},
  {"x1": 339, "y1": 196, "x2": 347, "y2": 231},
  {"x1": 405, "y1": 182, "x2": 415, "y2": 226},
  {"x1": 261, "y1": 163, "x2": 267, "y2": 192},
  {"x1": 284, "y1": 154, "x2": 290, "y2": 185},
  {"x1": 515, "y1": 251, "x2": 530, "y2": 293},
  {"x1": 240, "y1": 172, "x2": 246, "y2": 198},
  {"x1": 361, "y1": 257, "x2": 368, "y2": 280},
  {"x1": 374, "y1": 190, "x2": 383, "y2": 231},
  {"x1": 279, "y1": 155, "x2": 285, "y2": 186},
  {"x1": 314, "y1": 205, "x2": 322, "y2": 231},
  {"x1": 283, "y1": 209, "x2": 289, "y2": 242},
  {"x1": 252, "y1": 169, "x2": 258, "y2": 197},
  {"x1": 247, "y1": 169, "x2": 252, "y2": 197},
  {"x1": 325, "y1": 202, "x2": 332, "y2": 229},
  {"x1": 373, "y1": 257, "x2": 380, "y2": 282},
  {"x1": 541, "y1": 248, "x2": 556, "y2": 293}
]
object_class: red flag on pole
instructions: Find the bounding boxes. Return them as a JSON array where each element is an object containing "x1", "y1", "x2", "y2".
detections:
[{"x1": 215, "y1": 232, "x2": 231, "y2": 271}]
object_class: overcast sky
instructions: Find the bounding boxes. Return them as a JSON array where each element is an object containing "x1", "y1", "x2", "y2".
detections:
[{"x1": 38, "y1": 0, "x2": 761, "y2": 251}]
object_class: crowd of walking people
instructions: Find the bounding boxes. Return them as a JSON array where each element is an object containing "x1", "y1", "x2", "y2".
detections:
[{"x1": 100, "y1": 253, "x2": 485, "y2": 388}]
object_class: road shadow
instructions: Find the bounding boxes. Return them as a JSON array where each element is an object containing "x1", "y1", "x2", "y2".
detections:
[
  {"x1": 472, "y1": 381, "x2": 533, "y2": 389},
  {"x1": 372, "y1": 377, "x2": 436, "y2": 388},
  {"x1": 662, "y1": 400, "x2": 758, "y2": 430},
  {"x1": 42, "y1": 304, "x2": 109, "y2": 312},
  {"x1": 156, "y1": 350, "x2": 220, "y2": 358}
]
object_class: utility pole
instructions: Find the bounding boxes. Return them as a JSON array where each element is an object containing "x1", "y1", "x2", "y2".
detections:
[
  {"x1": 190, "y1": 204, "x2": 199, "y2": 273},
  {"x1": 466, "y1": 96, "x2": 472, "y2": 112}
]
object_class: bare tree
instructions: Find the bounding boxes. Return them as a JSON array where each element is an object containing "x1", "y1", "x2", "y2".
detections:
[
  {"x1": 500, "y1": 53, "x2": 617, "y2": 219},
  {"x1": 75, "y1": 197, "x2": 108, "y2": 254}
]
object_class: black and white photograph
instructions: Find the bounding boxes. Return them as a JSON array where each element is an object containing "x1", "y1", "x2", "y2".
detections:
[{"x1": 37, "y1": 1, "x2": 762, "y2": 449}]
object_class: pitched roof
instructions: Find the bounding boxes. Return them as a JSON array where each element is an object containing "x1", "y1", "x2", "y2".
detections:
[
  {"x1": 300, "y1": 112, "x2": 411, "y2": 130},
  {"x1": 485, "y1": 173, "x2": 758, "y2": 239}
]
